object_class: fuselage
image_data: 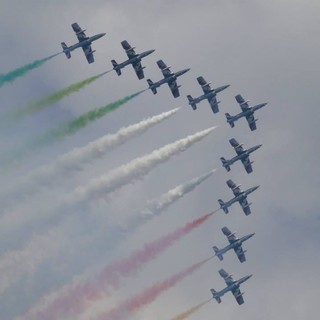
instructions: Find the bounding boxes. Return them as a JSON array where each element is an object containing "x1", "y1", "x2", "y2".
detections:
[
  {"x1": 224, "y1": 186, "x2": 259, "y2": 208},
  {"x1": 225, "y1": 144, "x2": 262, "y2": 166},
  {"x1": 217, "y1": 233, "x2": 255, "y2": 256},
  {"x1": 65, "y1": 33, "x2": 106, "y2": 52},
  {"x1": 229, "y1": 103, "x2": 268, "y2": 122},
  {"x1": 117, "y1": 49, "x2": 155, "y2": 69},
  {"x1": 216, "y1": 275, "x2": 252, "y2": 297},
  {"x1": 151, "y1": 68, "x2": 190, "y2": 89},
  {"x1": 192, "y1": 85, "x2": 230, "y2": 104}
]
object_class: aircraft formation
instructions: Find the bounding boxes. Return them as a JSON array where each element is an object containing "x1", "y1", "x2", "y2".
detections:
[
  {"x1": 62, "y1": 21, "x2": 268, "y2": 308},
  {"x1": 0, "y1": 21, "x2": 270, "y2": 318}
]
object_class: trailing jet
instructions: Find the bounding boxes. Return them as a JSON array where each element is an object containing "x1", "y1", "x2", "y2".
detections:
[
  {"x1": 218, "y1": 179, "x2": 259, "y2": 216},
  {"x1": 220, "y1": 138, "x2": 262, "y2": 173},
  {"x1": 111, "y1": 40, "x2": 155, "y2": 80},
  {"x1": 147, "y1": 60, "x2": 190, "y2": 98},
  {"x1": 213, "y1": 226, "x2": 255, "y2": 263},
  {"x1": 225, "y1": 94, "x2": 268, "y2": 131},
  {"x1": 61, "y1": 22, "x2": 106, "y2": 64},
  {"x1": 187, "y1": 76, "x2": 230, "y2": 113},
  {"x1": 210, "y1": 269, "x2": 252, "y2": 305}
]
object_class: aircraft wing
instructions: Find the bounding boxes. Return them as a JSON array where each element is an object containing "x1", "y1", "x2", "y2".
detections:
[
  {"x1": 82, "y1": 45, "x2": 94, "y2": 64},
  {"x1": 219, "y1": 269, "x2": 234, "y2": 286},
  {"x1": 227, "y1": 179, "x2": 241, "y2": 196},
  {"x1": 157, "y1": 59, "x2": 172, "y2": 78},
  {"x1": 208, "y1": 95, "x2": 219, "y2": 113},
  {"x1": 221, "y1": 226, "x2": 238, "y2": 243},
  {"x1": 168, "y1": 79, "x2": 180, "y2": 98},
  {"x1": 121, "y1": 40, "x2": 137, "y2": 59},
  {"x1": 239, "y1": 197, "x2": 251, "y2": 216},
  {"x1": 231, "y1": 286, "x2": 245, "y2": 305},
  {"x1": 235, "y1": 94, "x2": 250, "y2": 111},
  {"x1": 72, "y1": 23, "x2": 89, "y2": 42},
  {"x1": 132, "y1": 61, "x2": 145, "y2": 79},
  {"x1": 241, "y1": 155, "x2": 253, "y2": 173},
  {"x1": 246, "y1": 113, "x2": 257, "y2": 131},
  {"x1": 234, "y1": 245, "x2": 246, "y2": 263},
  {"x1": 197, "y1": 76, "x2": 212, "y2": 94},
  {"x1": 229, "y1": 138, "x2": 244, "y2": 154}
]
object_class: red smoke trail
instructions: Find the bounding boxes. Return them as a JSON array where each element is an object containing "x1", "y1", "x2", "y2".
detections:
[
  {"x1": 96, "y1": 257, "x2": 212, "y2": 320},
  {"x1": 24, "y1": 209, "x2": 219, "y2": 320}
]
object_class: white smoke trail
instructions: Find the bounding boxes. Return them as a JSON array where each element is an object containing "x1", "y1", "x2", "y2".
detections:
[
  {"x1": 0, "y1": 169, "x2": 215, "y2": 300},
  {"x1": 0, "y1": 108, "x2": 180, "y2": 206},
  {"x1": 67, "y1": 127, "x2": 216, "y2": 205}
]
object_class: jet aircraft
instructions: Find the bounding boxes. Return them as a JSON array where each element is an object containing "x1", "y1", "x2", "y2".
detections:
[
  {"x1": 213, "y1": 226, "x2": 255, "y2": 263},
  {"x1": 187, "y1": 76, "x2": 230, "y2": 113},
  {"x1": 220, "y1": 138, "x2": 262, "y2": 173},
  {"x1": 61, "y1": 23, "x2": 106, "y2": 64},
  {"x1": 147, "y1": 60, "x2": 190, "y2": 98},
  {"x1": 218, "y1": 179, "x2": 259, "y2": 216},
  {"x1": 210, "y1": 269, "x2": 252, "y2": 305},
  {"x1": 225, "y1": 94, "x2": 268, "y2": 131},
  {"x1": 111, "y1": 40, "x2": 155, "y2": 80}
]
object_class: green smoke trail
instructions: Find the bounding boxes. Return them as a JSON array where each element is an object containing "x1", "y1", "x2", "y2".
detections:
[
  {"x1": 0, "y1": 91, "x2": 143, "y2": 167},
  {"x1": 11, "y1": 71, "x2": 110, "y2": 120},
  {"x1": 0, "y1": 53, "x2": 61, "y2": 88}
]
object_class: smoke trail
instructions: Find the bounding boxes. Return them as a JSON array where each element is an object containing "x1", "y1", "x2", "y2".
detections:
[
  {"x1": 0, "y1": 53, "x2": 60, "y2": 88},
  {"x1": 21, "y1": 209, "x2": 219, "y2": 320},
  {"x1": 0, "y1": 108, "x2": 180, "y2": 204},
  {"x1": 1, "y1": 91, "x2": 143, "y2": 167},
  {"x1": 95, "y1": 258, "x2": 212, "y2": 320},
  {"x1": 68, "y1": 127, "x2": 216, "y2": 205},
  {"x1": 10, "y1": 71, "x2": 110, "y2": 120},
  {"x1": 0, "y1": 169, "x2": 213, "y2": 300},
  {"x1": 169, "y1": 299, "x2": 211, "y2": 320},
  {"x1": 0, "y1": 128, "x2": 215, "y2": 246}
]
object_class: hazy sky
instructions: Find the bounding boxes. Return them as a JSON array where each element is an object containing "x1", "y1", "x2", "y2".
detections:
[{"x1": 0, "y1": 1, "x2": 319, "y2": 319}]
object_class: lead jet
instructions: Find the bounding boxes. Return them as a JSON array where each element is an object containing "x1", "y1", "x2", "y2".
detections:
[
  {"x1": 187, "y1": 76, "x2": 230, "y2": 113},
  {"x1": 220, "y1": 138, "x2": 262, "y2": 173},
  {"x1": 218, "y1": 179, "x2": 259, "y2": 216},
  {"x1": 147, "y1": 60, "x2": 190, "y2": 98},
  {"x1": 61, "y1": 23, "x2": 106, "y2": 64},
  {"x1": 111, "y1": 40, "x2": 155, "y2": 80},
  {"x1": 210, "y1": 269, "x2": 252, "y2": 305},
  {"x1": 225, "y1": 94, "x2": 268, "y2": 131},
  {"x1": 213, "y1": 226, "x2": 255, "y2": 263}
]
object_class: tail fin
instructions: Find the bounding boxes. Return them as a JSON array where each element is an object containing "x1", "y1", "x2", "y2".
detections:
[
  {"x1": 218, "y1": 199, "x2": 229, "y2": 214},
  {"x1": 147, "y1": 79, "x2": 157, "y2": 94},
  {"x1": 213, "y1": 246, "x2": 223, "y2": 261},
  {"x1": 187, "y1": 95, "x2": 197, "y2": 110},
  {"x1": 111, "y1": 60, "x2": 121, "y2": 76},
  {"x1": 225, "y1": 113, "x2": 235, "y2": 128},
  {"x1": 61, "y1": 42, "x2": 71, "y2": 59},
  {"x1": 220, "y1": 157, "x2": 231, "y2": 172},
  {"x1": 210, "y1": 289, "x2": 222, "y2": 304}
]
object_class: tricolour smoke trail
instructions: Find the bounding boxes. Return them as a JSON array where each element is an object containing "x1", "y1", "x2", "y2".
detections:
[
  {"x1": 20, "y1": 209, "x2": 219, "y2": 320},
  {"x1": 9, "y1": 70, "x2": 110, "y2": 120},
  {"x1": 0, "y1": 108, "x2": 180, "y2": 205},
  {"x1": 0, "y1": 128, "x2": 215, "y2": 246},
  {"x1": 169, "y1": 299, "x2": 211, "y2": 320},
  {"x1": 94, "y1": 258, "x2": 213, "y2": 320},
  {"x1": 0, "y1": 168, "x2": 213, "y2": 298},
  {"x1": 0, "y1": 53, "x2": 60, "y2": 88}
]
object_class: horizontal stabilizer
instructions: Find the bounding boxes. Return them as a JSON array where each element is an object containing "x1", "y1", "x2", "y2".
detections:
[
  {"x1": 210, "y1": 289, "x2": 222, "y2": 303},
  {"x1": 225, "y1": 113, "x2": 235, "y2": 128},
  {"x1": 111, "y1": 60, "x2": 121, "y2": 76},
  {"x1": 220, "y1": 157, "x2": 230, "y2": 172},
  {"x1": 218, "y1": 199, "x2": 229, "y2": 214},
  {"x1": 147, "y1": 79, "x2": 157, "y2": 94},
  {"x1": 61, "y1": 42, "x2": 71, "y2": 59},
  {"x1": 213, "y1": 246, "x2": 223, "y2": 261}
]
